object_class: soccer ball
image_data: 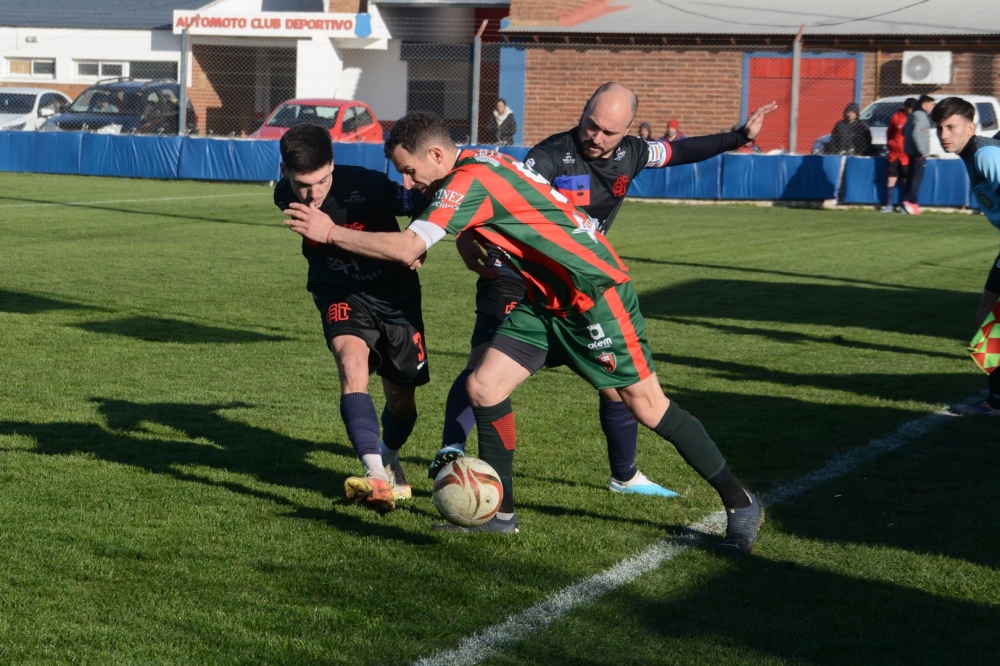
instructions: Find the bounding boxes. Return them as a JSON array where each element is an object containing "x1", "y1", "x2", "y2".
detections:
[{"x1": 432, "y1": 457, "x2": 503, "y2": 527}]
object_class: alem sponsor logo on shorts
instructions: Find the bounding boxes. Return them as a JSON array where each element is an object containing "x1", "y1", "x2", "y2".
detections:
[{"x1": 586, "y1": 322, "x2": 615, "y2": 351}]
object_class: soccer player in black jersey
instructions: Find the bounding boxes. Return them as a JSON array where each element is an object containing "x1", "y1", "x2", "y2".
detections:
[
  {"x1": 432, "y1": 82, "x2": 776, "y2": 497},
  {"x1": 274, "y1": 123, "x2": 430, "y2": 515}
]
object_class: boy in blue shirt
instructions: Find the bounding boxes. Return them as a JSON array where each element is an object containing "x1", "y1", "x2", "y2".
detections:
[{"x1": 931, "y1": 97, "x2": 1000, "y2": 415}]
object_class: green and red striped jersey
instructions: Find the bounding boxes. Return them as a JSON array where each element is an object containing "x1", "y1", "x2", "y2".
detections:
[{"x1": 409, "y1": 149, "x2": 630, "y2": 316}]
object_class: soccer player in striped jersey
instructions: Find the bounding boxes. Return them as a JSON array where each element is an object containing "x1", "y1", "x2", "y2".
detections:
[
  {"x1": 437, "y1": 83, "x2": 776, "y2": 498},
  {"x1": 282, "y1": 111, "x2": 764, "y2": 553}
]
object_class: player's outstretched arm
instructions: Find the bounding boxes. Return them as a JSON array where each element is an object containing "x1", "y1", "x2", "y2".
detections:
[
  {"x1": 283, "y1": 201, "x2": 428, "y2": 266},
  {"x1": 656, "y1": 101, "x2": 779, "y2": 167},
  {"x1": 743, "y1": 101, "x2": 778, "y2": 140}
]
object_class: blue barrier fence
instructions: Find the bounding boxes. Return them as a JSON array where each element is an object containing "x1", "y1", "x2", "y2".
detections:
[{"x1": 0, "y1": 132, "x2": 975, "y2": 207}]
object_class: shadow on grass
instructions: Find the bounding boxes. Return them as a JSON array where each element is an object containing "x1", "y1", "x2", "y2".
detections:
[
  {"x1": 0, "y1": 398, "x2": 433, "y2": 543},
  {"x1": 500, "y1": 427, "x2": 998, "y2": 665},
  {"x1": 74, "y1": 316, "x2": 291, "y2": 344},
  {"x1": 0, "y1": 289, "x2": 99, "y2": 314},
  {"x1": 637, "y1": 278, "x2": 974, "y2": 341}
]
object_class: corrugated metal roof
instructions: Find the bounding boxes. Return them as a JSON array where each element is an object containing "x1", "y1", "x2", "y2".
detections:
[
  {"x1": 0, "y1": 0, "x2": 209, "y2": 30},
  {"x1": 502, "y1": 0, "x2": 1000, "y2": 36},
  {"x1": 377, "y1": 0, "x2": 508, "y2": 5}
]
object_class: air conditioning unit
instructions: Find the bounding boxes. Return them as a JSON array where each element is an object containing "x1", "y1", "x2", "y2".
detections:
[{"x1": 901, "y1": 51, "x2": 952, "y2": 84}]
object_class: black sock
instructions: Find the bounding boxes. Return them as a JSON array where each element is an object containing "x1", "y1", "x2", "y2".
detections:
[
  {"x1": 600, "y1": 395, "x2": 639, "y2": 481},
  {"x1": 653, "y1": 401, "x2": 726, "y2": 481},
  {"x1": 339, "y1": 392, "x2": 380, "y2": 458},
  {"x1": 987, "y1": 371, "x2": 1000, "y2": 408},
  {"x1": 473, "y1": 399, "x2": 516, "y2": 513},
  {"x1": 708, "y1": 466, "x2": 750, "y2": 509},
  {"x1": 442, "y1": 368, "x2": 475, "y2": 447},
  {"x1": 381, "y1": 406, "x2": 416, "y2": 451}
]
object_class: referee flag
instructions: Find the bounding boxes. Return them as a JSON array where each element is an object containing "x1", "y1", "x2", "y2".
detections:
[{"x1": 968, "y1": 302, "x2": 1000, "y2": 374}]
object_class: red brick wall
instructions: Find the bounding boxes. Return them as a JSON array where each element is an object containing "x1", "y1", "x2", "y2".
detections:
[
  {"x1": 523, "y1": 47, "x2": 745, "y2": 145},
  {"x1": 517, "y1": 43, "x2": 1000, "y2": 147}
]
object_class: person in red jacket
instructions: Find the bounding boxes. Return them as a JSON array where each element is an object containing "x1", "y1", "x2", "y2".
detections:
[{"x1": 881, "y1": 98, "x2": 916, "y2": 213}]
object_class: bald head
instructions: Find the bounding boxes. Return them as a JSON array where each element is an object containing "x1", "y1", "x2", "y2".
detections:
[{"x1": 577, "y1": 82, "x2": 639, "y2": 159}]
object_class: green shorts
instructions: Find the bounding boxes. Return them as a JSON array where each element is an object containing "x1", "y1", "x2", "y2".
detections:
[{"x1": 493, "y1": 281, "x2": 655, "y2": 390}]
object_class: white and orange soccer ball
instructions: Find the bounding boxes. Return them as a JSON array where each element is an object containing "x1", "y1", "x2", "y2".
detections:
[{"x1": 432, "y1": 457, "x2": 503, "y2": 527}]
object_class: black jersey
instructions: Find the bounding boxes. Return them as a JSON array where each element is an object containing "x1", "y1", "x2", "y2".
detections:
[
  {"x1": 274, "y1": 165, "x2": 427, "y2": 324},
  {"x1": 525, "y1": 129, "x2": 747, "y2": 234}
]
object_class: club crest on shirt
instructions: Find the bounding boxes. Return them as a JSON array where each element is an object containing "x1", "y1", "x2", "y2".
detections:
[
  {"x1": 562, "y1": 152, "x2": 576, "y2": 165},
  {"x1": 614, "y1": 146, "x2": 626, "y2": 161},
  {"x1": 596, "y1": 351, "x2": 617, "y2": 373}
]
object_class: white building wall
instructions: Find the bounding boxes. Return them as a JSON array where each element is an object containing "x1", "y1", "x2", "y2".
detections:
[
  {"x1": 0, "y1": 28, "x2": 182, "y2": 85},
  {"x1": 343, "y1": 40, "x2": 408, "y2": 121}
]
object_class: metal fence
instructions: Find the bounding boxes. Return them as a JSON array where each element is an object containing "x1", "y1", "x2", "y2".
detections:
[{"x1": 2, "y1": 20, "x2": 998, "y2": 155}]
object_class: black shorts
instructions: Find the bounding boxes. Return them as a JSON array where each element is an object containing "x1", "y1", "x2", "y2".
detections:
[
  {"x1": 886, "y1": 157, "x2": 907, "y2": 179},
  {"x1": 312, "y1": 291, "x2": 429, "y2": 386},
  {"x1": 470, "y1": 275, "x2": 526, "y2": 348}
]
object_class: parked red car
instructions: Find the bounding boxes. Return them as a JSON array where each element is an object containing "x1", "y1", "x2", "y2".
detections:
[{"x1": 249, "y1": 98, "x2": 383, "y2": 142}]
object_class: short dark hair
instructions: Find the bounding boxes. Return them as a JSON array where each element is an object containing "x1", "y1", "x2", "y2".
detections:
[
  {"x1": 918, "y1": 94, "x2": 935, "y2": 105},
  {"x1": 903, "y1": 97, "x2": 919, "y2": 111},
  {"x1": 930, "y1": 96, "x2": 975, "y2": 124},
  {"x1": 279, "y1": 124, "x2": 333, "y2": 174},
  {"x1": 383, "y1": 111, "x2": 455, "y2": 159}
]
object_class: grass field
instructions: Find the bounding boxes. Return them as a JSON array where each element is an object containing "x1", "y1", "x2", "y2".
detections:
[{"x1": 1, "y1": 172, "x2": 998, "y2": 665}]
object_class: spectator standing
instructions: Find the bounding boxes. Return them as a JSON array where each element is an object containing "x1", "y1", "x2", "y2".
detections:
[
  {"x1": 662, "y1": 119, "x2": 686, "y2": 141},
  {"x1": 826, "y1": 102, "x2": 872, "y2": 155},
  {"x1": 902, "y1": 94, "x2": 935, "y2": 215},
  {"x1": 637, "y1": 122, "x2": 652, "y2": 140},
  {"x1": 493, "y1": 99, "x2": 517, "y2": 145},
  {"x1": 881, "y1": 98, "x2": 916, "y2": 213}
]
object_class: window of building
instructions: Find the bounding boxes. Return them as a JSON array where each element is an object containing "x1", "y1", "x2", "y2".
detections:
[
  {"x1": 76, "y1": 60, "x2": 177, "y2": 81},
  {"x1": 8, "y1": 58, "x2": 56, "y2": 78},
  {"x1": 131, "y1": 61, "x2": 178, "y2": 81},
  {"x1": 78, "y1": 61, "x2": 125, "y2": 78}
]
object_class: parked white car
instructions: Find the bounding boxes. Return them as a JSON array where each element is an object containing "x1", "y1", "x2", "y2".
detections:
[
  {"x1": 812, "y1": 94, "x2": 1000, "y2": 158},
  {"x1": 0, "y1": 87, "x2": 72, "y2": 131},
  {"x1": 861, "y1": 94, "x2": 1000, "y2": 158}
]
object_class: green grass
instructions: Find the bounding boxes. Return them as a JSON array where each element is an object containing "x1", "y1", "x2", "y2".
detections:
[{"x1": 1, "y1": 173, "x2": 998, "y2": 665}]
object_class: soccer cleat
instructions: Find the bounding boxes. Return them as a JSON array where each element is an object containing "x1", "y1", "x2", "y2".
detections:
[
  {"x1": 344, "y1": 475, "x2": 395, "y2": 515},
  {"x1": 879, "y1": 204, "x2": 896, "y2": 213},
  {"x1": 384, "y1": 459, "x2": 412, "y2": 501},
  {"x1": 947, "y1": 401, "x2": 1000, "y2": 417},
  {"x1": 718, "y1": 492, "x2": 764, "y2": 554},
  {"x1": 607, "y1": 470, "x2": 679, "y2": 498},
  {"x1": 432, "y1": 513, "x2": 519, "y2": 534},
  {"x1": 902, "y1": 201, "x2": 921, "y2": 215},
  {"x1": 427, "y1": 444, "x2": 466, "y2": 479}
]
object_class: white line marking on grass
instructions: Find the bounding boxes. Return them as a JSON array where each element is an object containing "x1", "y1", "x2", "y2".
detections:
[
  {"x1": 0, "y1": 193, "x2": 255, "y2": 209},
  {"x1": 413, "y1": 406, "x2": 961, "y2": 666}
]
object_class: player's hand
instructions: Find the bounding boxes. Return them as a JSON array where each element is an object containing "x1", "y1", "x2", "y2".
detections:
[
  {"x1": 455, "y1": 233, "x2": 499, "y2": 279},
  {"x1": 743, "y1": 101, "x2": 779, "y2": 140},
  {"x1": 408, "y1": 252, "x2": 427, "y2": 270},
  {"x1": 283, "y1": 201, "x2": 335, "y2": 244}
]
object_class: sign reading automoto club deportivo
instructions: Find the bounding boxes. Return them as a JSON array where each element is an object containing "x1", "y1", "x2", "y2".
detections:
[{"x1": 172, "y1": 11, "x2": 386, "y2": 39}]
